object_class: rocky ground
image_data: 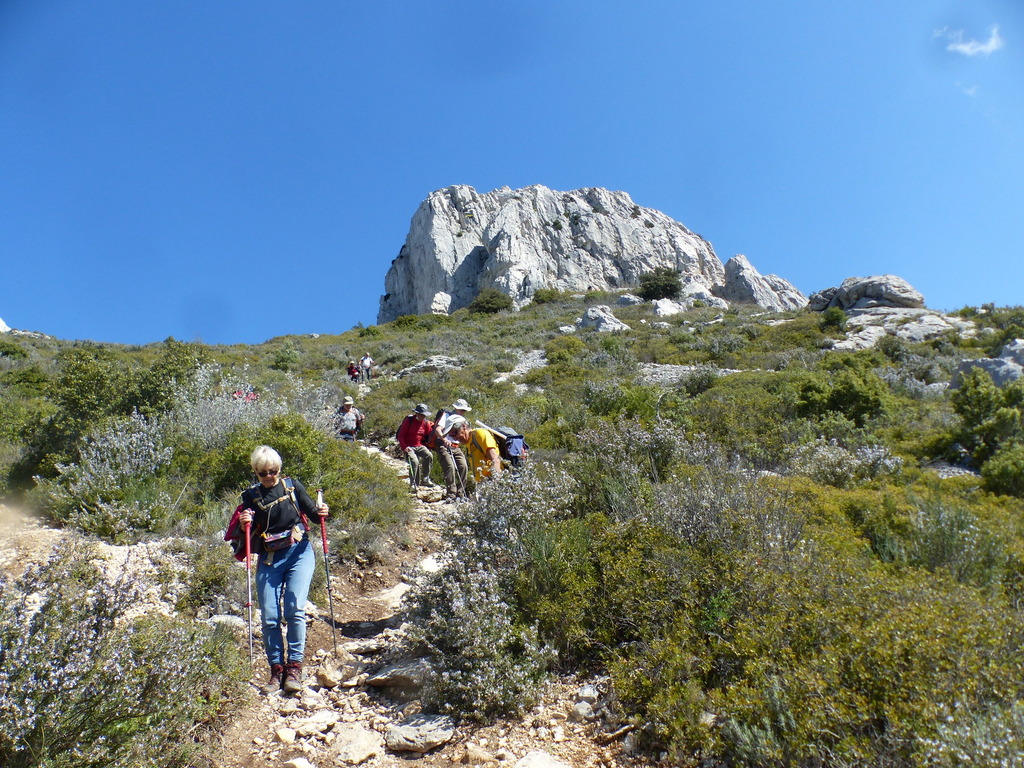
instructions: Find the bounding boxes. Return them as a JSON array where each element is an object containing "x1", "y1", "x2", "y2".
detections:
[{"x1": 0, "y1": 445, "x2": 656, "y2": 768}]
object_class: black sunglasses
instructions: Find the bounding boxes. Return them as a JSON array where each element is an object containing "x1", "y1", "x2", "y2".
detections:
[{"x1": 257, "y1": 469, "x2": 279, "y2": 478}]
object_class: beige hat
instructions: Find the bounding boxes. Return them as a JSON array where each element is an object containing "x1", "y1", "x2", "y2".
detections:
[
  {"x1": 342, "y1": 396, "x2": 355, "y2": 405},
  {"x1": 450, "y1": 398, "x2": 472, "y2": 412}
]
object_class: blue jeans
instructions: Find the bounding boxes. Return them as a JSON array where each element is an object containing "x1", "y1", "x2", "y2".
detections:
[{"x1": 256, "y1": 536, "x2": 315, "y2": 665}]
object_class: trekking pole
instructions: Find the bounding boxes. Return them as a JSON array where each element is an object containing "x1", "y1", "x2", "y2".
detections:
[
  {"x1": 317, "y1": 489, "x2": 340, "y2": 657},
  {"x1": 243, "y1": 521, "x2": 254, "y2": 665},
  {"x1": 405, "y1": 451, "x2": 418, "y2": 492}
]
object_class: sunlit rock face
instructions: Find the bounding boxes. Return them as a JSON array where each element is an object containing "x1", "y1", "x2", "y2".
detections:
[
  {"x1": 377, "y1": 185, "x2": 726, "y2": 323},
  {"x1": 714, "y1": 255, "x2": 806, "y2": 312}
]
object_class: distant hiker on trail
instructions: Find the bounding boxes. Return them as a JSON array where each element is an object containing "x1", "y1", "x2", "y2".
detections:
[
  {"x1": 334, "y1": 395, "x2": 364, "y2": 441},
  {"x1": 346, "y1": 360, "x2": 360, "y2": 382},
  {"x1": 397, "y1": 403, "x2": 435, "y2": 488},
  {"x1": 236, "y1": 445, "x2": 329, "y2": 695},
  {"x1": 359, "y1": 353, "x2": 374, "y2": 382},
  {"x1": 432, "y1": 399, "x2": 471, "y2": 500},
  {"x1": 449, "y1": 419, "x2": 502, "y2": 483}
]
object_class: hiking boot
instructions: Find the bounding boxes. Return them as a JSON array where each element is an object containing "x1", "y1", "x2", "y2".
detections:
[
  {"x1": 260, "y1": 664, "x2": 284, "y2": 695},
  {"x1": 282, "y1": 662, "x2": 304, "y2": 694},
  {"x1": 421, "y1": 478, "x2": 436, "y2": 488}
]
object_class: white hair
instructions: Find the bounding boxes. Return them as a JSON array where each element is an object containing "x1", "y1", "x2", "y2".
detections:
[{"x1": 250, "y1": 445, "x2": 282, "y2": 472}]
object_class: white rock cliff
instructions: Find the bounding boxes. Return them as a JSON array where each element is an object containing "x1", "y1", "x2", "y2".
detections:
[{"x1": 378, "y1": 185, "x2": 802, "y2": 323}]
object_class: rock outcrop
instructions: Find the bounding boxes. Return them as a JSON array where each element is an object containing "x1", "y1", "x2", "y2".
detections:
[
  {"x1": 379, "y1": 185, "x2": 732, "y2": 323},
  {"x1": 830, "y1": 307, "x2": 977, "y2": 351},
  {"x1": 0, "y1": 316, "x2": 10, "y2": 334},
  {"x1": 713, "y1": 255, "x2": 806, "y2": 311},
  {"x1": 951, "y1": 339, "x2": 1024, "y2": 388},
  {"x1": 809, "y1": 275, "x2": 924, "y2": 311}
]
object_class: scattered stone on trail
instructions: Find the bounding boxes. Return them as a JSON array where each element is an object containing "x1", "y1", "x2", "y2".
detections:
[
  {"x1": 343, "y1": 637, "x2": 388, "y2": 655},
  {"x1": 313, "y1": 648, "x2": 363, "y2": 688},
  {"x1": 366, "y1": 657, "x2": 430, "y2": 689},
  {"x1": 384, "y1": 714, "x2": 457, "y2": 753},
  {"x1": 575, "y1": 685, "x2": 600, "y2": 704},
  {"x1": 374, "y1": 581, "x2": 411, "y2": 612},
  {"x1": 282, "y1": 758, "x2": 316, "y2": 768},
  {"x1": 330, "y1": 723, "x2": 384, "y2": 765},
  {"x1": 461, "y1": 743, "x2": 499, "y2": 764},
  {"x1": 515, "y1": 750, "x2": 574, "y2": 768},
  {"x1": 293, "y1": 709, "x2": 342, "y2": 737}
]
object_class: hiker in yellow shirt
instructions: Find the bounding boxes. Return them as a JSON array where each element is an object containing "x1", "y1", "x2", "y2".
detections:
[{"x1": 447, "y1": 417, "x2": 502, "y2": 483}]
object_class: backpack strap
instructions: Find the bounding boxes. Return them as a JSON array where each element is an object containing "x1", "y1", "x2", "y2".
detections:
[{"x1": 282, "y1": 477, "x2": 312, "y2": 533}]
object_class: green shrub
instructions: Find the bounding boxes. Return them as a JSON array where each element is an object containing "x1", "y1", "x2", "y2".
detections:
[
  {"x1": 544, "y1": 335, "x2": 585, "y2": 364},
  {"x1": 0, "y1": 543, "x2": 249, "y2": 768},
  {"x1": 468, "y1": 288, "x2": 514, "y2": 314},
  {"x1": 982, "y1": 442, "x2": 1024, "y2": 497},
  {"x1": 0, "y1": 339, "x2": 27, "y2": 359},
  {"x1": 637, "y1": 267, "x2": 682, "y2": 301},
  {"x1": 952, "y1": 368, "x2": 1024, "y2": 464},
  {"x1": 819, "y1": 306, "x2": 847, "y2": 332},
  {"x1": 530, "y1": 288, "x2": 567, "y2": 305}
]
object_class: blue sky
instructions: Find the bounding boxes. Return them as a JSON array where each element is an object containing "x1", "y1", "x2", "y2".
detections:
[{"x1": 1, "y1": 1, "x2": 1021, "y2": 345}]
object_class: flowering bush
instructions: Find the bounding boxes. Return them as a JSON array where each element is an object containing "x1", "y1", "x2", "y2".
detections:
[
  {"x1": 919, "y1": 702, "x2": 1024, "y2": 768},
  {"x1": 35, "y1": 410, "x2": 176, "y2": 541},
  {"x1": 789, "y1": 437, "x2": 903, "y2": 488},
  {"x1": 0, "y1": 543, "x2": 248, "y2": 768},
  {"x1": 406, "y1": 562, "x2": 553, "y2": 719}
]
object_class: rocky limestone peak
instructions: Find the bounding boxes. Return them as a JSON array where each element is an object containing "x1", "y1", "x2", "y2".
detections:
[
  {"x1": 0, "y1": 316, "x2": 10, "y2": 334},
  {"x1": 378, "y1": 185, "x2": 726, "y2": 323},
  {"x1": 713, "y1": 254, "x2": 807, "y2": 312}
]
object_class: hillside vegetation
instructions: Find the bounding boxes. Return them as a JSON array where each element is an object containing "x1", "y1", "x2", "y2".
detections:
[{"x1": 1, "y1": 294, "x2": 1024, "y2": 767}]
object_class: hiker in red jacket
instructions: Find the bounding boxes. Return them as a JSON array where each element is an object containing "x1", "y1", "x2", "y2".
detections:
[{"x1": 397, "y1": 403, "x2": 435, "y2": 488}]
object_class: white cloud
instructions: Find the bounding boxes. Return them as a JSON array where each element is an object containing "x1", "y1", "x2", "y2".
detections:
[
  {"x1": 935, "y1": 25, "x2": 1004, "y2": 57},
  {"x1": 957, "y1": 82, "x2": 979, "y2": 97}
]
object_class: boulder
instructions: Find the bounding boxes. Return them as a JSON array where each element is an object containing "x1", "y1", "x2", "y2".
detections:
[
  {"x1": 652, "y1": 298, "x2": 686, "y2": 317},
  {"x1": 810, "y1": 275, "x2": 924, "y2": 311},
  {"x1": 615, "y1": 294, "x2": 644, "y2": 306},
  {"x1": 713, "y1": 255, "x2": 806, "y2": 311},
  {"x1": 679, "y1": 279, "x2": 730, "y2": 310},
  {"x1": 951, "y1": 339, "x2": 1024, "y2": 388},
  {"x1": 365, "y1": 657, "x2": 430, "y2": 689},
  {"x1": 378, "y1": 185, "x2": 727, "y2": 322},
  {"x1": 430, "y1": 291, "x2": 452, "y2": 315},
  {"x1": 576, "y1": 306, "x2": 630, "y2": 332}
]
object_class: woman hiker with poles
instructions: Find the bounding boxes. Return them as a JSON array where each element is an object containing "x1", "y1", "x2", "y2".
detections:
[{"x1": 237, "y1": 445, "x2": 329, "y2": 694}]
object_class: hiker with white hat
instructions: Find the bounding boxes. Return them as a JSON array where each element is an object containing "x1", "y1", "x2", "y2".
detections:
[{"x1": 432, "y1": 399, "x2": 472, "y2": 500}]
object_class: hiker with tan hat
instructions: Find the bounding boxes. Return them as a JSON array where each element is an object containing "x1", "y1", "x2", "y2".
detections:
[{"x1": 334, "y1": 395, "x2": 364, "y2": 441}]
